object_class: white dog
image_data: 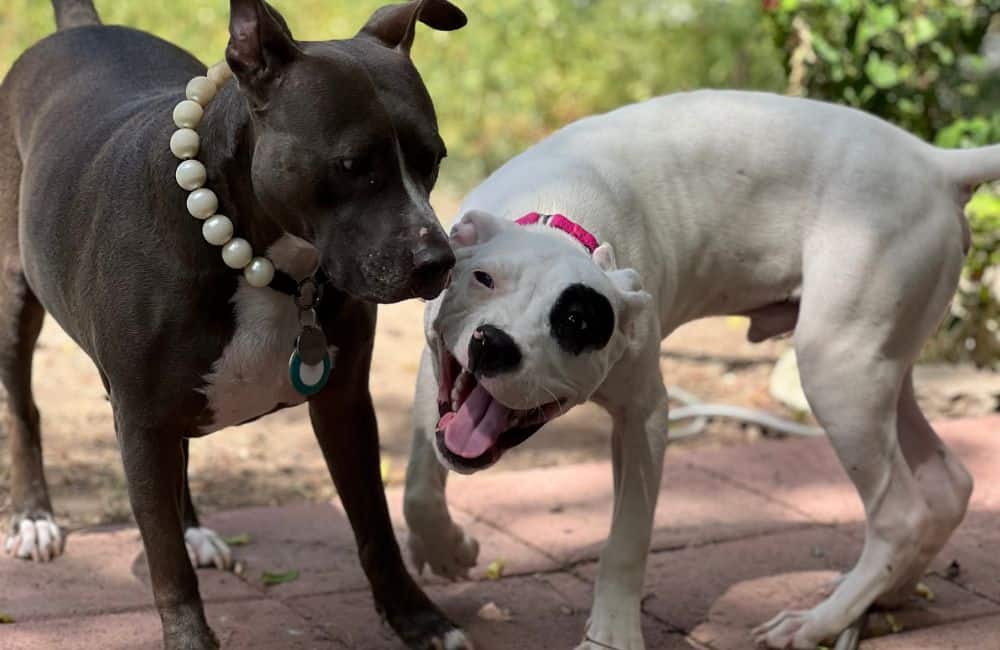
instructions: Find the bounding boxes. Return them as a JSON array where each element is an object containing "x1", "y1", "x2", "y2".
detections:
[{"x1": 404, "y1": 90, "x2": 999, "y2": 649}]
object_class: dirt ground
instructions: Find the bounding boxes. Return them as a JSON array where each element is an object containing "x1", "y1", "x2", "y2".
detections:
[{"x1": 0, "y1": 195, "x2": 992, "y2": 530}]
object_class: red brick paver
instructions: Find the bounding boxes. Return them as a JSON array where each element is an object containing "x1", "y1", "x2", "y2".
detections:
[{"x1": 1, "y1": 416, "x2": 997, "y2": 648}]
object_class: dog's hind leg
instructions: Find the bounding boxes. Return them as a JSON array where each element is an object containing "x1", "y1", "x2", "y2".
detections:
[
  {"x1": 0, "y1": 106, "x2": 61, "y2": 563},
  {"x1": 115, "y1": 411, "x2": 217, "y2": 650},
  {"x1": 180, "y1": 440, "x2": 233, "y2": 571},
  {"x1": 404, "y1": 347, "x2": 479, "y2": 580},
  {"x1": 876, "y1": 370, "x2": 973, "y2": 606},
  {"x1": 754, "y1": 207, "x2": 964, "y2": 649}
]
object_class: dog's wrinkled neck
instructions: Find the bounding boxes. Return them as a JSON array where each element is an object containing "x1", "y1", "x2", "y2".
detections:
[{"x1": 195, "y1": 80, "x2": 290, "y2": 258}]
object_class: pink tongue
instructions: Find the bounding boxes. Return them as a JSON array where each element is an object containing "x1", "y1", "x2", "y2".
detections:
[{"x1": 440, "y1": 384, "x2": 511, "y2": 459}]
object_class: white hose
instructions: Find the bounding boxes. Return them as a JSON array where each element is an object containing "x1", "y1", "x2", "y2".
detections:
[{"x1": 666, "y1": 385, "x2": 824, "y2": 440}]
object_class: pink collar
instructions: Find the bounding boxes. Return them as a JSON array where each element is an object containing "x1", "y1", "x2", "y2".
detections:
[{"x1": 515, "y1": 212, "x2": 599, "y2": 254}]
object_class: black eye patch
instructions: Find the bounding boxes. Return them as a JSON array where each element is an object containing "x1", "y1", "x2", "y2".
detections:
[{"x1": 549, "y1": 284, "x2": 615, "y2": 355}]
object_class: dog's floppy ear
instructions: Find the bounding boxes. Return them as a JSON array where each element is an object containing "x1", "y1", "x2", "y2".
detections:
[
  {"x1": 449, "y1": 210, "x2": 513, "y2": 248},
  {"x1": 359, "y1": 0, "x2": 467, "y2": 55},
  {"x1": 592, "y1": 243, "x2": 617, "y2": 271},
  {"x1": 606, "y1": 267, "x2": 652, "y2": 345},
  {"x1": 226, "y1": 0, "x2": 300, "y2": 104}
]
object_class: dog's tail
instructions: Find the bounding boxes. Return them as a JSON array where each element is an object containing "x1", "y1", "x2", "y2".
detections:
[
  {"x1": 52, "y1": 0, "x2": 101, "y2": 31},
  {"x1": 936, "y1": 144, "x2": 1000, "y2": 188}
]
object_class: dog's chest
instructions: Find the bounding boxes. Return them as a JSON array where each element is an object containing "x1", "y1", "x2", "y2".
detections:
[{"x1": 198, "y1": 284, "x2": 316, "y2": 433}]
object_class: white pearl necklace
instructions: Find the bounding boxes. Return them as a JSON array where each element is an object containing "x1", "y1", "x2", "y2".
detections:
[{"x1": 170, "y1": 61, "x2": 276, "y2": 289}]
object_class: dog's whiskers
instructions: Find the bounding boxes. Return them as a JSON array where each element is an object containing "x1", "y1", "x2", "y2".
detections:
[{"x1": 538, "y1": 384, "x2": 566, "y2": 418}]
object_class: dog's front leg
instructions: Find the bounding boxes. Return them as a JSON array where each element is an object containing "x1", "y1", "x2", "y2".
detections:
[
  {"x1": 309, "y1": 314, "x2": 470, "y2": 650},
  {"x1": 404, "y1": 347, "x2": 479, "y2": 580},
  {"x1": 581, "y1": 390, "x2": 669, "y2": 650},
  {"x1": 116, "y1": 415, "x2": 216, "y2": 650}
]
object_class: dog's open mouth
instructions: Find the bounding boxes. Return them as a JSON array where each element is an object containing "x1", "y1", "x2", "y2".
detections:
[{"x1": 435, "y1": 346, "x2": 565, "y2": 471}]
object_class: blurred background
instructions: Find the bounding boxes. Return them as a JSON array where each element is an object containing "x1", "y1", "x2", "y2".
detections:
[{"x1": 0, "y1": 1, "x2": 997, "y2": 527}]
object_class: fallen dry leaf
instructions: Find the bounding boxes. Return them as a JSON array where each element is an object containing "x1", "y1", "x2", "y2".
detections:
[
  {"x1": 476, "y1": 602, "x2": 512, "y2": 622},
  {"x1": 261, "y1": 569, "x2": 300, "y2": 586},
  {"x1": 223, "y1": 532, "x2": 251, "y2": 546},
  {"x1": 884, "y1": 612, "x2": 903, "y2": 634},
  {"x1": 485, "y1": 559, "x2": 505, "y2": 580}
]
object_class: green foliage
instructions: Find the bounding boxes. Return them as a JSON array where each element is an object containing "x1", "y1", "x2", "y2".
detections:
[
  {"x1": 766, "y1": 0, "x2": 997, "y2": 139},
  {"x1": 412, "y1": 0, "x2": 786, "y2": 188},
  {"x1": 0, "y1": 1, "x2": 785, "y2": 190},
  {"x1": 766, "y1": 1, "x2": 1000, "y2": 368},
  {"x1": 926, "y1": 188, "x2": 1000, "y2": 369}
]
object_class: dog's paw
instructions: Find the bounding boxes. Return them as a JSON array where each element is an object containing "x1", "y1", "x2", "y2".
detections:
[
  {"x1": 752, "y1": 609, "x2": 829, "y2": 649},
  {"x1": 4, "y1": 514, "x2": 64, "y2": 562},
  {"x1": 576, "y1": 628, "x2": 644, "y2": 650},
  {"x1": 427, "y1": 628, "x2": 474, "y2": 650},
  {"x1": 407, "y1": 522, "x2": 479, "y2": 581},
  {"x1": 184, "y1": 527, "x2": 233, "y2": 571},
  {"x1": 576, "y1": 634, "x2": 643, "y2": 650},
  {"x1": 577, "y1": 609, "x2": 644, "y2": 650},
  {"x1": 384, "y1": 607, "x2": 473, "y2": 650}
]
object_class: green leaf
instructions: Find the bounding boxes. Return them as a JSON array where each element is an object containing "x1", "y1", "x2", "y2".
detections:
[
  {"x1": 968, "y1": 190, "x2": 1000, "y2": 222},
  {"x1": 261, "y1": 569, "x2": 300, "y2": 586},
  {"x1": 867, "y1": 5, "x2": 900, "y2": 30},
  {"x1": 811, "y1": 33, "x2": 841, "y2": 64},
  {"x1": 0, "y1": 612, "x2": 14, "y2": 624},
  {"x1": 223, "y1": 533, "x2": 251, "y2": 547},
  {"x1": 912, "y1": 16, "x2": 938, "y2": 45},
  {"x1": 930, "y1": 42, "x2": 955, "y2": 65},
  {"x1": 865, "y1": 53, "x2": 900, "y2": 89},
  {"x1": 856, "y1": 5, "x2": 900, "y2": 49}
]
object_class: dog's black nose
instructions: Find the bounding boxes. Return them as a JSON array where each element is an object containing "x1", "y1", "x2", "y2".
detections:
[
  {"x1": 468, "y1": 325, "x2": 522, "y2": 377},
  {"x1": 411, "y1": 243, "x2": 455, "y2": 300}
]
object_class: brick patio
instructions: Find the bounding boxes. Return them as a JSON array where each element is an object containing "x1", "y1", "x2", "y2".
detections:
[{"x1": 2, "y1": 415, "x2": 998, "y2": 649}]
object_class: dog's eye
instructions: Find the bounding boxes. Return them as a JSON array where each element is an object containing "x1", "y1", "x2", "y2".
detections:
[
  {"x1": 339, "y1": 156, "x2": 371, "y2": 176},
  {"x1": 473, "y1": 271, "x2": 494, "y2": 289},
  {"x1": 549, "y1": 284, "x2": 614, "y2": 355},
  {"x1": 567, "y1": 312, "x2": 588, "y2": 331}
]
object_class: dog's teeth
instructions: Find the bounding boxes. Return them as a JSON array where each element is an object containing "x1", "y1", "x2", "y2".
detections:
[
  {"x1": 451, "y1": 370, "x2": 474, "y2": 411},
  {"x1": 450, "y1": 371, "x2": 467, "y2": 411}
]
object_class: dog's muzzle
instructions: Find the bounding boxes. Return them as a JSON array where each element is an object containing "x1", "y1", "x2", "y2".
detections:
[{"x1": 434, "y1": 343, "x2": 565, "y2": 472}]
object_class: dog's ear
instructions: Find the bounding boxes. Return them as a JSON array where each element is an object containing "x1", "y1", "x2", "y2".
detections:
[
  {"x1": 449, "y1": 210, "x2": 513, "y2": 248},
  {"x1": 606, "y1": 267, "x2": 652, "y2": 344},
  {"x1": 226, "y1": 0, "x2": 301, "y2": 104},
  {"x1": 359, "y1": 0, "x2": 467, "y2": 55},
  {"x1": 592, "y1": 243, "x2": 617, "y2": 271}
]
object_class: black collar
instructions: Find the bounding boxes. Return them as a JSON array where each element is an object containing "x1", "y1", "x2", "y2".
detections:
[{"x1": 269, "y1": 266, "x2": 332, "y2": 302}]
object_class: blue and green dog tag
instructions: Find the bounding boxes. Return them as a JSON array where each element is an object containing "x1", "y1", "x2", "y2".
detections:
[{"x1": 289, "y1": 325, "x2": 333, "y2": 396}]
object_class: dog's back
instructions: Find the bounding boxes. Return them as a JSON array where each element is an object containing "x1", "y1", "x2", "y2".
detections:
[
  {"x1": 0, "y1": 4, "x2": 214, "y2": 344},
  {"x1": 460, "y1": 90, "x2": 999, "y2": 326},
  {"x1": 3, "y1": 18, "x2": 204, "y2": 154}
]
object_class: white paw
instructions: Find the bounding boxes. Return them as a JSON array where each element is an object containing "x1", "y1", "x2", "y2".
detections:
[
  {"x1": 435, "y1": 628, "x2": 475, "y2": 650},
  {"x1": 407, "y1": 522, "x2": 479, "y2": 580},
  {"x1": 575, "y1": 636, "x2": 643, "y2": 650},
  {"x1": 184, "y1": 527, "x2": 233, "y2": 571},
  {"x1": 752, "y1": 609, "x2": 827, "y2": 649},
  {"x1": 577, "y1": 611, "x2": 644, "y2": 650},
  {"x1": 4, "y1": 514, "x2": 64, "y2": 562}
]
